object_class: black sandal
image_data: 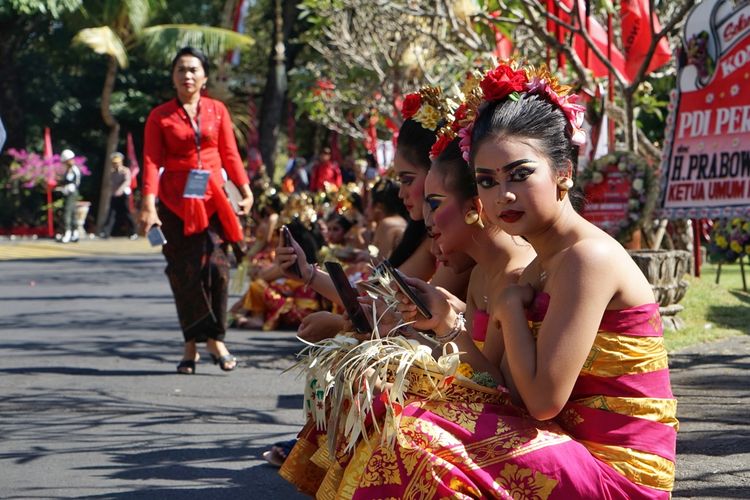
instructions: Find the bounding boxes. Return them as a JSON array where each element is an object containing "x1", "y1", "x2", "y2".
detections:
[
  {"x1": 210, "y1": 353, "x2": 237, "y2": 372},
  {"x1": 176, "y1": 359, "x2": 196, "y2": 375}
]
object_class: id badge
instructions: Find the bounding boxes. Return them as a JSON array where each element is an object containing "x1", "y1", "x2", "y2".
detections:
[{"x1": 183, "y1": 169, "x2": 210, "y2": 199}]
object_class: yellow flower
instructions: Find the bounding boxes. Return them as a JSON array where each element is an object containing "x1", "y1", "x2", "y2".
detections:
[
  {"x1": 743, "y1": 222, "x2": 750, "y2": 233},
  {"x1": 731, "y1": 240, "x2": 742, "y2": 253},
  {"x1": 413, "y1": 104, "x2": 441, "y2": 130},
  {"x1": 745, "y1": 244, "x2": 750, "y2": 255},
  {"x1": 456, "y1": 362, "x2": 474, "y2": 378},
  {"x1": 716, "y1": 235, "x2": 728, "y2": 248}
]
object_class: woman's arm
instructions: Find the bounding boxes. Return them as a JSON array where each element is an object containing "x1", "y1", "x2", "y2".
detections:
[
  {"x1": 496, "y1": 243, "x2": 616, "y2": 420},
  {"x1": 138, "y1": 110, "x2": 163, "y2": 232},
  {"x1": 216, "y1": 101, "x2": 253, "y2": 214},
  {"x1": 396, "y1": 276, "x2": 504, "y2": 384},
  {"x1": 274, "y1": 235, "x2": 343, "y2": 306}
]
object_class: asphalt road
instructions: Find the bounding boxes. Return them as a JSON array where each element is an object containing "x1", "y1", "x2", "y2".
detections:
[
  {"x1": 0, "y1": 253, "x2": 306, "y2": 499},
  {"x1": 0, "y1": 248, "x2": 748, "y2": 498}
]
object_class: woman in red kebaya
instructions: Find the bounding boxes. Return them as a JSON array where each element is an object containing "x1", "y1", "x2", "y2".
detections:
[{"x1": 139, "y1": 46, "x2": 254, "y2": 375}]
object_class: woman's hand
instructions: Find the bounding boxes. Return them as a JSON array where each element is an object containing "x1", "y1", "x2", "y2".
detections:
[
  {"x1": 394, "y1": 275, "x2": 454, "y2": 334},
  {"x1": 274, "y1": 230, "x2": 310, "y2": 280},
  {"x1": 357, "y1": 295, "x2": 401, "y2": 337},
  {"x1": 297, "y1": 311, "x2": 346, "y2": 342},
  {"x1": 237, "y1": 184, "x2": 254, "y2": 216},
  {"x1": 138, "y1": 195, "x2": 162, "y2": 236}
]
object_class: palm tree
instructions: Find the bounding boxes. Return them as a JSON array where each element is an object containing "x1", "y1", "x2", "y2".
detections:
[{"x1": 72, "y1": 0, "x2": 253, "y2": 231}]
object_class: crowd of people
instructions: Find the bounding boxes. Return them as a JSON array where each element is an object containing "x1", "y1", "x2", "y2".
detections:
[{"x1": 130, "y1": 46, "x2": 676, "y2": 498}]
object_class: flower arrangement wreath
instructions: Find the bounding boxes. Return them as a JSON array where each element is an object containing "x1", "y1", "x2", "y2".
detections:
[{"x1": 578, "y1": 151, "x2": 660, "y2": 245}]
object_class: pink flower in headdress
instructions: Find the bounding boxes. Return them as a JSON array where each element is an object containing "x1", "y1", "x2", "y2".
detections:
[
  {"x1": 525, "y1": 75, "x2": 553, "y2": 95},
  {"x1": 458, "y1": 122, "x2": 474, "y2": 162},
  {"x1": 558, "y1": 94, "x2": 587, "y2": 146},
  {"x1": 527, "y1": 80, "x2": 588, "y2": 147}
]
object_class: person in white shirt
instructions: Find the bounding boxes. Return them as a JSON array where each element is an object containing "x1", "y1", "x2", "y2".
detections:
[{"x1": 59, "y1": 149, "x2": 81, "y2": 243}]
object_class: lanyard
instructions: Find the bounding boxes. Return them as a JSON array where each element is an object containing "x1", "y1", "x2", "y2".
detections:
[{"x1": 179, "y1": 99, "x2": 202, "y2": 168}]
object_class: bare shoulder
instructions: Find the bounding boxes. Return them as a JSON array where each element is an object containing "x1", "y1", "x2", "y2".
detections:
[
  {"x1": 380, "y1": 216, "x2": 407, "y2": 230},
  {"x1": 555, "y1": 235, "x2": 654, "y2": 307}
]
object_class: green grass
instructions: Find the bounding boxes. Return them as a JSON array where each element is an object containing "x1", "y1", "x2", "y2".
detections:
[{"x1": 665, "y1": 261, "x2": 750, "y2": 352}]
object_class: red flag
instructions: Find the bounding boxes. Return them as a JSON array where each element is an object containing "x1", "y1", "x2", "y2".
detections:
[
  {"x1": 226, "y1": 0, "x2": 250, "y2": 65},
  {"x1": 620, "y1": 0, "x2": 672, "y2": 81},
  {"x1": 44, "y1": 127, "x2": 55, "y2": 237},
  {"x1": 126, "y1": 132, "x2": 140, "y2": 190},
  {"x1": 549, "y1": 0, "x2": 628, "y2": 81},
  {"x1": 488, "y1": 11, "x2": 514, "y2": 59},
  {"x1": 364, "y1": 113, "x2": 378, "y2": 155},
  {"x1": 44, "y1": 127, "x2": 53, "y2": 159}
]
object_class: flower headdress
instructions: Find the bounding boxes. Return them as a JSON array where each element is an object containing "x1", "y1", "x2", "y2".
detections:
[
  {"x1": 400, "y1": 85, "x2": 458, "y2": 135},
  {"x1": 429, "y1": 70, "x2": 485, "y2": 161},
  {"x1": 454, "y1": 62, "x2": 587, "y2": 162}
]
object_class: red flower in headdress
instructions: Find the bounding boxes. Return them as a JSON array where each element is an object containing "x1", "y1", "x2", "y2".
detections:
[
  {"x1": 480, "y1": 65, "x2": 527, "y2": 102},
  {"x1": 452, "y1": 103, "x2": 469, "y2": 131},
  {"x1": 401, "y1": 93, "x2": 422, "y2": 120},
  {"x1": 429, "y1": 134, "x2": 452, "y2": 160}
]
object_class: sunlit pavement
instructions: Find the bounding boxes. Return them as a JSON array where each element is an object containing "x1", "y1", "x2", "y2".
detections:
[
  {"x1": 0, "y1": 235, "x2": 160, "y2": 261},
  {"x1": 0, "y1": 250, "x2": 306, "y2": 499}
]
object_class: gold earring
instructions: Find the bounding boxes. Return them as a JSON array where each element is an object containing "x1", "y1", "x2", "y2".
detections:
[
  {"x1": 464, "y1": 210, "x2": 484, "y2": 228},
  {"x1": 557, "y1": 178, "x2": 573, "y2": 201}
]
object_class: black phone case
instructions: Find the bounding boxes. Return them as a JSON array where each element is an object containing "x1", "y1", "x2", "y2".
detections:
[
  {"x1": 383, "y1": 260, "x2": 433, "y2": 319},
  {"x1": 324, "y1": 261, "x2": 371, "y2": 334},
  {"x1": 282, "y1": 226, "x2": 302, "y2": 278}
]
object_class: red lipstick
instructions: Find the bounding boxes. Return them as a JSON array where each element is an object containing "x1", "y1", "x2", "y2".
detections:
[{"x1": 499, "y1": 210, "x2": 523, "y2": 223}]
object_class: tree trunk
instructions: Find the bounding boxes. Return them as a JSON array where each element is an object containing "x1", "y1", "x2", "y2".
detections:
[
  {"x1": 95, "y1": 55, "x2": 120, "y2": 232},
  {"x1": 623, "y1": 87, "x2": 638, "y2": 154},
  {"x1": 258, "y1": 0, "x2": 301, "y2": 179}
]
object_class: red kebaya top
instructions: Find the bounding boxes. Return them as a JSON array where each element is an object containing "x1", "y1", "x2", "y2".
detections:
[
  {"x1": 142, "y1": 97, "x2": 249, "y2": 242},
  {"x1": 309, "y1": 160, "x2": 342, "y2": 191}
]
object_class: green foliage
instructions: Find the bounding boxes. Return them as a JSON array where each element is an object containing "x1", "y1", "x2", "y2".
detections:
[
  {"x1": 635, "y1": 73, "x2": 676, "y2": 147},
  {"x1": 0, "y1": 0, "x2": 248, "y2": 230},
  {"x1": 666, "y1": 270, "x2": 750, "y2": 352},
  {"x1": 140, "y1": 24, "x2": 254, "y2": 66},
  {"x1": 1, "y1": 0, "x2": 82, "y2": 17}
]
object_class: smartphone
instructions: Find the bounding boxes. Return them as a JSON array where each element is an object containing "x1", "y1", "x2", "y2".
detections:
[
  {"x1": 382, "y1": 260, "x2": 432, "y2": 319},
  {"x1": 147, "y1": 225, "x2": 167, "y2": 247},
  {"x1": 281, "y1": 225, "x2": 302, "y2": 277},
  {"x1": 224, "y1": 179, "x2": 243, "y2": 214},
  {"x1": 324, "y1": 261, "x2": 372, "y2": 334}
]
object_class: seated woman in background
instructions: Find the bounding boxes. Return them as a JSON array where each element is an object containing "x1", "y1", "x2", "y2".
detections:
[
  {"x1": 346, "y1": 63, "x2": 677, "y2": 498},
  {"x1": 230, "y1": 217, "x2": 323, "y2": 331},
  {"x1": 366, "y1": 178, "x2": 408, "y2": 260}
]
